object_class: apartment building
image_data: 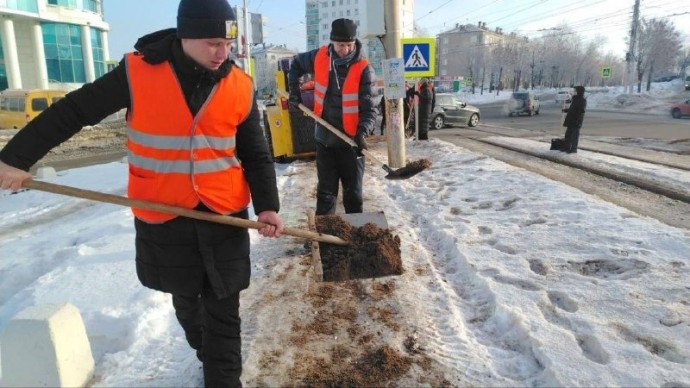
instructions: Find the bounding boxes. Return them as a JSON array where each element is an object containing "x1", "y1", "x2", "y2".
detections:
[
  {"x1": 0, "y1": 0, "x2": 110, "y2": 91},
  {"x1": 251, "y1": 44, "x2": 297, "y2": 97}
]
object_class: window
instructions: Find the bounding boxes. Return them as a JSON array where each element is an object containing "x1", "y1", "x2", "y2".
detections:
[
  {"x1": 42, "y1": 23, "x2": 86, "y2": 83},
  {"x1": 0, "y1": 0, "x2": 38, "y2": 12},
  {"x1": 323, "y1": 23, "x2": 328, "y2": 30},
  {"x1": 346, "y1": 9, "x2": 350, "y2": 16},
  {"x1": 91, "y1": 28, "x2": 105, "y2": 78},
  {"x1": 47, "y1": 0, "x2": 77, "y2": 7},
  {"x1": 31, "y1": 98, "x2": 49, "y2": 112},
  {"x1": 9, "y1": 98, "x2": 24, "y2": 112}
]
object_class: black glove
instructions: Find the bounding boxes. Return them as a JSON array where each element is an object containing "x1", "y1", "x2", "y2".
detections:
[
  {"x1": 288, "y1": 92, "x2": 302, "y2": 110},
  {"x1": 354, "y1": 132, "x2": 368, "y2": 155}
]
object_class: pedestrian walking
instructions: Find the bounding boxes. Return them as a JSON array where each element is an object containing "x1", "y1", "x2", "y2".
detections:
[
  {"x1": 0, "y1": 0, "x2": 284, "y2": 386},
  {"x1": 287, "y1": 18, "x2": 377, "y2": 215}
]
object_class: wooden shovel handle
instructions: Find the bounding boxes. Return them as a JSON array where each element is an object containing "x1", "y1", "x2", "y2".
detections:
[
  {"x1": 276, "y1": 89, "x2": 385, "y2": 167},
  {"x1": 22, "y1": 179, "x2": 349, "y2": 246}
]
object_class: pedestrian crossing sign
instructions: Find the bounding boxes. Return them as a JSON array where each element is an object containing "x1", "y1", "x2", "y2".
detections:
[
  {"x1": 401, "y1": 38, "x2": 436, "y2": 78},
  {"x1": 601, "y1": 66, "x2": 612, "y2": 79}
]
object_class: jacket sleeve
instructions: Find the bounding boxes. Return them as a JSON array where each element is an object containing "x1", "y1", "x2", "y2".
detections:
[
  {"x1": 356, "y1": 64, "x2": 378, "y2": 136},
  {"x1": 287, "y1": 49, "x2": 318, "y2": 94},
  {"x1": 236, "y1": 99, "x2": 280, "y2": 214},
  {"x1": 0, "y1": 61, "x2": 131, "y2": 171}
]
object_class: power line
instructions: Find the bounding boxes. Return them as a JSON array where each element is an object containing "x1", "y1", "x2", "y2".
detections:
[{"x1": 416, "y1": 0, "x2": 456, "y2": 22}]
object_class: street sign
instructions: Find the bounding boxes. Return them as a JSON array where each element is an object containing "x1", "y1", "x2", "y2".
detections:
[
  {"x1": 401, "y1": 38, "x2": 436, "y2": 78},
  {"x1": 601, "y1": 67, "x2": 612, "y2": 79}
]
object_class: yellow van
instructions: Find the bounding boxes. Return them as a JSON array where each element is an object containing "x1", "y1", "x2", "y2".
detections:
[{"x1": 0, "y1": 89, "x2": 67, "y2": 129}]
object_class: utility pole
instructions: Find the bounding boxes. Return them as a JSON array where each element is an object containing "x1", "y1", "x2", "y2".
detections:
[
  {"x1": 381, "y1": 0, "x2": 404, "y2": 168},
  {"x1": 242, "y1": 0, "x2": 251, "y2": 74},
  {"x1": 626, "y1": 0, "x2": 640, "y2": 94}
]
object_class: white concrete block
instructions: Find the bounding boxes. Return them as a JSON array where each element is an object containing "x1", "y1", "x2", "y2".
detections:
[
  {"x1": 0, "y1": 303, "x2": 94, "y2": 388},
  {"x1": 35, "y1": 166, "x2": 57, "y2": 179}
]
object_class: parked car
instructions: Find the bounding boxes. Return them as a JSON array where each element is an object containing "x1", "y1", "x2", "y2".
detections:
[
  {"x1": 670, "y1": 99, "x2": 690, "y2": 119},
  {"x1": 430, "y1": 93, "x2": 480, "y2": 129},
  {"x1": 555, "y1": 90, "x2": 572, "y2": 104},
  {"x1": 508, "y1": 91, "x2": 540, "y2": 116}
]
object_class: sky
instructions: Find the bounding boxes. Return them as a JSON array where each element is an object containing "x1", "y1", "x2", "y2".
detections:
[
  {"x1": 0, "y1": 85, "x2": 689, "y2": 386},
  {"x1": 103, "y1": 0, "x2": 690, "y2": 61}
]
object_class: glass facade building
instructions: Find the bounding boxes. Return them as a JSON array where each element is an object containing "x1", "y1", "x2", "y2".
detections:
[{"x1": 0, "y1": 0, "x2": 109, "y2": 90}]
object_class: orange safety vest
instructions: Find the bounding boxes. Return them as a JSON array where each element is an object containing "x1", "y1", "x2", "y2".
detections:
[
  {"x1": 312, "y1": 46, "x2": 369, "y2": 136},
  {"x1": 125, "y1": 53, "x2": 253, "y2": 223}
]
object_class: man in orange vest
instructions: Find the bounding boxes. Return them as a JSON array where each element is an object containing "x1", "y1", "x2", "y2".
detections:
[
  {"x1": 0, "y1": 0, "x2": 283, "y2": 386},
  {"x1": 287, "y1": 18, "x2": 377, "y2": 215}
]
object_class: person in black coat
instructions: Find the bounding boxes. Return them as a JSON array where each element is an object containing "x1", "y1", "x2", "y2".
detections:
[
  {"x1": 562, "y1": 85, "x2": 587, "y2": 153},
  {"x1": 0, "y1": 1, "x2": 284, "y2": 386},
  {"x1": 416, "y1": 78, "x2": 433, "y2": 140},
  {"x1": 378, "y1": 95, "x2": 386, "y2": 135},
  {"x1": 287, "y1": 18, "x2": 377, "y2": 215}
]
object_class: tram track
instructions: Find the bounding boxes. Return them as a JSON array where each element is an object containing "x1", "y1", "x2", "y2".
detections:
[{"x1": 432, "y1": 127, "x2": 690, "y2": 230}]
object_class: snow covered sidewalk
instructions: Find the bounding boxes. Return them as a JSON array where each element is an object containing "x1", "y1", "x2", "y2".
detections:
[{"x1": 0, "y1": 138, "x2": 688, "y2": 386}]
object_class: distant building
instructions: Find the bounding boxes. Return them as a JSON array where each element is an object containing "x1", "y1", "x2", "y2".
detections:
[
  {"x1": 304, "y1": 0, "x2": 414, "y2": 79},
  {"x1": 436, "y1": 22, "x2": 509, "y2": 88},
  {"x1": 0, "y1": 0, "x2": 110, "y2": 91},
  {"x1": 251, "y1": 44, "x2": 297, "y2": 96}
]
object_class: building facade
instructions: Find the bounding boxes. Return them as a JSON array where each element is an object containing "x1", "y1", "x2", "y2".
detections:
[
  {"x1": 304, "y1": 0, "x2": 414, "y2": 79},
  {"x1": 251, "y1": 44, "x2": 297, "y2": 97},
  {"x1": 0, "y1": 0, "x2": 110, "y2": 91},
  {"x1": 437, "y1": 23, "x2": 504, "y2": 78}
]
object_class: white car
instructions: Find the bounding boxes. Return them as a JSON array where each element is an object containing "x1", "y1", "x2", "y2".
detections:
[{"x1": 555, "y1": 90, "x2": 572, "y2": 104}]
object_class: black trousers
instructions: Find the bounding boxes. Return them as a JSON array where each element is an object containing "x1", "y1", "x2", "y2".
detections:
[
  {"x1": 173, "y1": 289, "x2": 242, "y2": 387},
  {"x1": 315, "y1": 142, "x2": 365, "y2": 215},
  {"x1": 135, "y1": 215, "x2": 250, "y2": 388},
  {"x1": 564, "y1": 125, "x2": 581, "y2": 152}
]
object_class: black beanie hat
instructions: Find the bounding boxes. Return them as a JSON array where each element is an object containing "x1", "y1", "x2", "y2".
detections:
[
  {"x1": 330, "y1": 18, "x2": 357, "y2": 42},
  {"x1": 177, "y1": 0, "x2": 237, "y2": 39}
]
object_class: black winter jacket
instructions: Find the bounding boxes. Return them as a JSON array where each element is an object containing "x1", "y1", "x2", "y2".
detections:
[
  {"x1": 0, "y1": 29, "x2": 280, "y2": 216},
  {"x1": 563, "y1": 91, "x2": 587, "y2": 129},
  {"x1": 416, "y1": 84, "x2": 433, "y2": 133},
  {"x1": 287, "y1": 41, "x2": 377, "y2": 148}
]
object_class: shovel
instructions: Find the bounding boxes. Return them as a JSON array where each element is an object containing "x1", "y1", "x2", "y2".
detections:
[
  {"x1": 276, "y1": 90, "x2": 430, "y2": 180},
  {"x1": 21, "y1": 179, "x2": 349, "y2": 246}
]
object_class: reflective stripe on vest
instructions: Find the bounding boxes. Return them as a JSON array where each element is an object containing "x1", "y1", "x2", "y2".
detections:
[
  {"x1": 313, "y1": 46, "x2": 369, "y2": 136},
  {"x1": 125, "y1": 53, "x2": 253, "y2": 223}
]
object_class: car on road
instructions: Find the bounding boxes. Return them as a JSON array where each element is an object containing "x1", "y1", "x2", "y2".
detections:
[
  {"x1": 430, "y1": 93, "x2": 480, "y2": 129},
  {"x1": 507, "y1": 91, "x2": 540, "y2": 116},
  {"x1": 555, "y1": 90, "x2": 572, "y2": 104},
  {"x1": 670, "y1": 99, "x2": 690, "y2": 119}
]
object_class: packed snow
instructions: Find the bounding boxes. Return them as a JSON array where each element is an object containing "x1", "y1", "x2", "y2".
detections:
[{"x1": 0, "y1": 80, "x2": 689, "y2": 386}]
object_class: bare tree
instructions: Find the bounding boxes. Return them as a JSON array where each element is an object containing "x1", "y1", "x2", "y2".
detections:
[{"x1": 636, "y1": 18, "x2": 682, "y2": 92}]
